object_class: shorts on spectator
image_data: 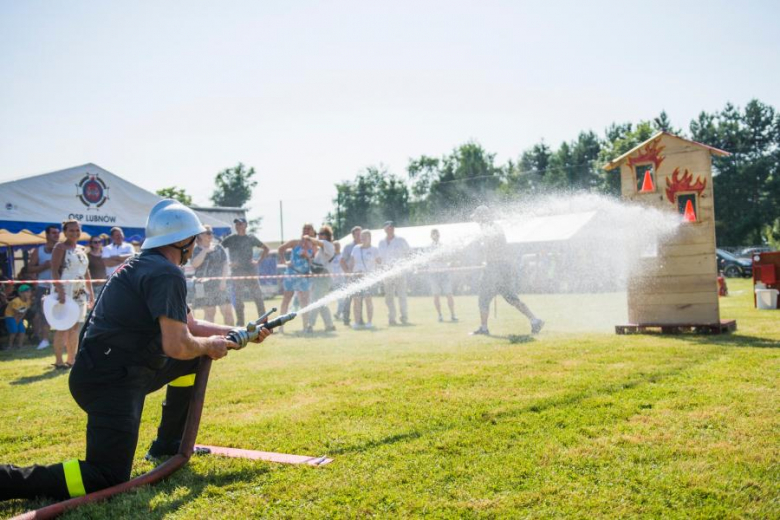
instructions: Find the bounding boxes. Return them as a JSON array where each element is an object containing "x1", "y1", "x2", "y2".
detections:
[
  {"x1": 349, "y1": 274, "x2": 372, "y2": 297},
  {"x1": 429, "y1": 272, "x2": 453, "y2": 296},
  {"x1": 283, "y1": 269, "x2": 312, "y2": 293},
  {"x1": 4, "y1": 317, "x2": 25, "y2": 334},
  {"x1": 193, "y1": 280, "x2": 232, "y2": 307}
]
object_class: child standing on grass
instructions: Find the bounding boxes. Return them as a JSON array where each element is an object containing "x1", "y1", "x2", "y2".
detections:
[{"x1": 4, "y1": 284, "x2": 32, "y2": 349}]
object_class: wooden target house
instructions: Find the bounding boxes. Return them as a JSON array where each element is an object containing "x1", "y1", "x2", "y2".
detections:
[{"x1": 605, "y1": 131, "x2": 736, "y2": 333}]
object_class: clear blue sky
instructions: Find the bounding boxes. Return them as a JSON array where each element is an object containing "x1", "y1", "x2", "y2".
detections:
[{"x1": 1, "y1": 0, "x2": 778, "y2": 241}]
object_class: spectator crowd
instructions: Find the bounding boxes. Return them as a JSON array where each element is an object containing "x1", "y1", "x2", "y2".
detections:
[
  {"x1": 1, "y1": 225, "x2": 133, "y2": 368},
  {"x1": 2, "y1": 205, "x2": 549, "y2": 367}
]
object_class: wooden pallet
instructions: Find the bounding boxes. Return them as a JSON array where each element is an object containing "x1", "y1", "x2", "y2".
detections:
[{"x1": 615, "y1": 320, "x2": 737, "y2": 335}]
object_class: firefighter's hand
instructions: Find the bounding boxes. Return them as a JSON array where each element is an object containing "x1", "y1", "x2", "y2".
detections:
[
  {"x1": 251, "y1": 326, "x2": 273, "y2": 344},
  {"x1": 205, "y1": 336, "x2": 233, "y2": 360}
]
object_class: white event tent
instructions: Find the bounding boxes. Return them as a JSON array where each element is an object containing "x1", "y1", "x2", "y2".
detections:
[
  {"x1": 337, "y1": 211, "x2": 598, "y2": 249},
  {"x1": 0, "y1": 163, "x2": 231, "y2": 242}
]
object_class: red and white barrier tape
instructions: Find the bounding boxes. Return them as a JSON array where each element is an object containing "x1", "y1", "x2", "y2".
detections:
[{"x1": 0, "y1": 265, "x2": 485, "y2": 285}]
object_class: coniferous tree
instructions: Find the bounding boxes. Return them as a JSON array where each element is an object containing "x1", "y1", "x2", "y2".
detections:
[{"x1": 691, "y1": 100, "x2": 780, "y2": 245}]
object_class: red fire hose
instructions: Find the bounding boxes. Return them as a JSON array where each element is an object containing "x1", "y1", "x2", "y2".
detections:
[{"x1": 12, "y1": 358, "x2": 213, "y2": 520}]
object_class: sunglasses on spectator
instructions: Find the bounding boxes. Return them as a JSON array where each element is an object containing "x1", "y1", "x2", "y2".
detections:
[{"x1": 90, "y1": 240, "x2": 102, "y2": 244}]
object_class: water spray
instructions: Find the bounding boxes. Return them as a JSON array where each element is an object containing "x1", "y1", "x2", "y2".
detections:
[
  {"x1": 296, "y1": 193, "x2": 683, "y2": 319},
  {"x1": 226, "y1": 307, "x2": 298, "y2": 349}
]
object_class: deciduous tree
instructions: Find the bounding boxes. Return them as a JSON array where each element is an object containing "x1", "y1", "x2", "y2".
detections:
[
  {"x1": 210, "y1": 163, "x2": 257, "y2": 208},
  {"x1": 155, "y1": 186, "x2": 193, "y2": 206}
]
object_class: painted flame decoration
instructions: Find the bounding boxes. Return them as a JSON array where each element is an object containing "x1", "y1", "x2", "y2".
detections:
[
  {"x1": 665, "y1": 168, "x2": 707, "y2": 204},
  {"x1": 627, "y1": 137, "x2": 665, "y2": 172}
]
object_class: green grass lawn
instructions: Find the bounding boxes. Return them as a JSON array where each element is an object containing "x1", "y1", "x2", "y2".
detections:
[{"x1": 0, "y1": 279, "x2": 777, "y2": 518}]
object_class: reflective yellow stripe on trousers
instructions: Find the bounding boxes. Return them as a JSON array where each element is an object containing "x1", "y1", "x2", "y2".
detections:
[
  {"x1": 62, "y1": 458, "x2": 86, "y2": 498},
  {"x1": 169, "y1": 374, "x2": 196, "y2": 387}
]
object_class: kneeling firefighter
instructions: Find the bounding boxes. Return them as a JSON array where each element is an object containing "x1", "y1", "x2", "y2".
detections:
[{"x1": 0, "y1": 200, "x2": 272, "y2": 500}]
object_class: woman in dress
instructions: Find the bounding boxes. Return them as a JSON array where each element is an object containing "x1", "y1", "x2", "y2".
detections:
[
  {"x1": 50, "y1": 219, "x2": 94, "y2": 368},
  {"x1": 190, "y1": 225, "x2": 235, "y2": 326},
  {"x1": 277, "y1": 223, "x2": 317, "y2": 333}
]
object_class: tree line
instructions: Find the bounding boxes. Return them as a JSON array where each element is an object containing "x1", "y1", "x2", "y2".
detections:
[
  {"x1": 328, "y1": 99, "x2": 779, "y2": 248},
  {"x1": 156, "y1": 163, "x2": 262, "y2": 231}
]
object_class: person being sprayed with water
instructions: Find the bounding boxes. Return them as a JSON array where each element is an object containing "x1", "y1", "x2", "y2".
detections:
[
  {"x1": 277, "y1": 223, "x2": 318, "y2": 334},
  {"x1": 428, "y1": 229, "x2": 457, "y2": 323},
  {"x1": 349, "y1": 229, "x2": 380, "y2": 330},
  {"x1": 470, "y1": 205, "x2": 544, "y2": 336}
]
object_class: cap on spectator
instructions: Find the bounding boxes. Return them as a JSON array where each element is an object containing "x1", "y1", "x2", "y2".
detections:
[
  {"x1": 470, "y1": 205, "x2": 493, "y2": 223},
  {"x1": 18, "y1": 284, "x2": 31, "y2": 293},
  {"x1": 383, "y1": 220, "x2": 395, "y2": 228},
  {"x1": 234, "y1": 217, "x2": 247, "y2": 224}
]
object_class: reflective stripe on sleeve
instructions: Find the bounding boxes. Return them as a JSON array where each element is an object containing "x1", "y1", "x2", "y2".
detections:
[
  {"x1": 62, "y1": 459, "x2": 86, "y2": 498},
  {"x1": 169, "y1": 374, "x2": 196, "y2": 387}
]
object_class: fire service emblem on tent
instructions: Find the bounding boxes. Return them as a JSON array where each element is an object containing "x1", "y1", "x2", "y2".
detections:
[{"x1": 76, "y1": 173, "x2": 110, "y2": 209}]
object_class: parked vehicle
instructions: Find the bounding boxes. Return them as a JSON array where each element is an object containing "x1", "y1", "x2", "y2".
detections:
[
  {"x1": 736, "y1": 246, "x2": 772, "y2": 259},
  {"x1": 716, "y1": 248, "x2": 753, "y2": 278}
]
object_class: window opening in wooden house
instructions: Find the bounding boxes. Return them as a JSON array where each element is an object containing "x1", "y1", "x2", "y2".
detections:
[
  {"x1": 677, "y1": 193, "x2": 698, "y2": 223},
  {"x1": 635, "y1": 164, "x2": 655, "y2": 193}
]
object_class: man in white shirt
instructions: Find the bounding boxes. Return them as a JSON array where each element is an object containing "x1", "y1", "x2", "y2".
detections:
[
  {"x1": 102, "y1": 227, "x2": 135, "y2": 277},
  {"x1": 28, "y1": 224, "x2": 61, "y2": 349},
  {"x1": 378, "y1": 221, "x2": 410, "y2": 325}
]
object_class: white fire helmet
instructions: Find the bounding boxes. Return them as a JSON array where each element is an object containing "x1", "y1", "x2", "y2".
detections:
[{"x1": 141, "y1": 199, "x2": 206, "y2": 250}]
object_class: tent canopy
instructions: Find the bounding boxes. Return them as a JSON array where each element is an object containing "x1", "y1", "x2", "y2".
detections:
[
  {"x1": 0, "y1": 230, "x2": 45, "y2": 247},
  {"x1": 0, "y1": 163, "x2": 231, "y2": 242},
  {"x1": 337, "y1": 211, "x2": 598, "y2": 249}
]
